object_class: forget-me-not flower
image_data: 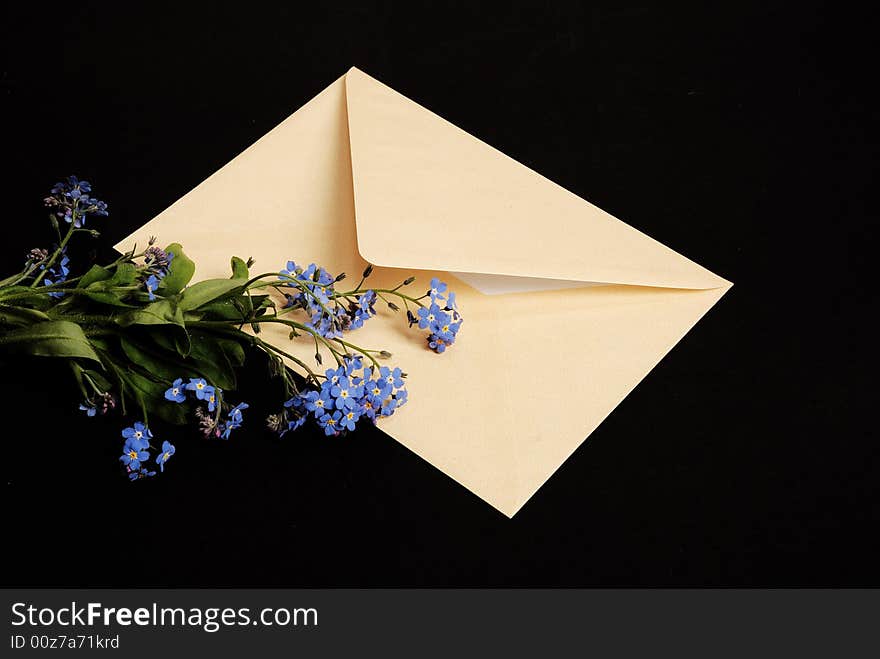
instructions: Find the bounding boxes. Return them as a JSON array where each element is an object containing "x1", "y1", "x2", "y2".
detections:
[
  {"x1": 164, "y1": 378, "x2": 186, "y2": 403},
  {"x1": 156, "y1": 440, "x2": 175, "y2": 472}
]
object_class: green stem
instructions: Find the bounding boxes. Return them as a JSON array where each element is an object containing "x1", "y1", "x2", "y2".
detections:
[{"x1": 31, "y1": 205, "x2": 78, "y2": 289}]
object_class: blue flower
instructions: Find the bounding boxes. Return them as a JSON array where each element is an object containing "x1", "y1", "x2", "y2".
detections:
[
  {"x1": 325, "y1": 366, "x2": 346, "y2": 387},
  {"x1": 428, "y1": 334, "x2": 450, "y2": 353},
  {"x1": 330, "y1": 376, "x2": 363, "y2": 410},
  {"x1": 429, "y1": 277, "x2": 448, "y2": 300},
  {"x1": 156, "y1": 440, "x2": 175, "y2": 472},
  {"x1": 380, "y1": 395, "x2": 399, "y2": 417},
  {"x1": 445, "y1": 291, "x2": 460, "y2": 319},
  {"x1": 379, "y1": 366, "x2": 405, "y2": 390},
  {"x1": 122, "y1": 422, "x2": 152, "y2": 448},
  {"x1": 129, "y1": 467, "x2": 156, "y2": 480},
  {"x1": 48, "y1": 176, "x2": 108, "y2": 227},
  {"x1": 120, "y1": 437, "x2": 150, "y2": 470},
  {"x1": 164, "y1": 378, "x2": 186, "y2": 403},
  {"x1": 279, "y1": 261, "x2": 337, "y2": 312},
  {"x1": 362, "y1": 370, "x2": 391, "y2": 399},
  {"x1": 220, "y1": 402, "x2": 248, "y2": 439},
  {"x1": 144, "y1": 246, "x2": 173, "y2": 276},
  {"x1": 185, "y1": 378, "x2": 214, "y2": 401},
  {"x1": 280, "y1": 260, "x2": 301, "y2": 279},
  {"x1": 42, "y1": 252, "x2": 70, "y2": 298},
  {"x1": 79, "y1": 403, "x2": 97, "y2": 417},
  {"x1": 417, "y1": 303, "x2": 443, "y2": 330},
  {"x1": 349, "y1": 290, "x2": 377, "y2": 330},
  {"x1": 307, "y1": 308, "x2": 343, "y2": 339},
  {"x1": 228, "y1": 402, "x2": 248, "y2": 425},
  {"x1": 280, "y1": 393, "x2": 309, "y2": 434},
  {"x1": 318, "y1": 410, "x2": 343, "y2": 436},
  {"x1": 340, "y1": 407, "x2": 361, "y2": 431},
  {"x1": 430, "y1": 314, "x2": 461, "y2": 343},
  {"x1": 145, "y1": 274, "x2": 160, "y2": 301},
  {"x1": 343, "y1": 354, "x2": 364, "y2": 374},
  {"x1": 301, "y1": 388, "x2": 335, "y2": 416},
  {"x1": 395, "y1": 388, "x2": 408, "y2": 408},
  {"x1": 206, "y1": 388, "x2": 220, "y2": 413},
  {"x1": 285, "y1": 415, "x2": 308, "y2": 434}
]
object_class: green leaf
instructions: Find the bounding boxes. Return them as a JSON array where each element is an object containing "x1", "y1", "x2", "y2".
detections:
[
  {"x1": 119, "y1": 336, "x2": 186, "y2": 383},
  {"x1": 187, "y1": 330, "x2": 237, "y2": 390},
  {"x1": 73, "y1": 266, "x2": 136, "y2": 306},
  {"x1": 143, "y1": 327, "x2": 189, "y2": 358},
  {"x1": 230, "y1": 256, "x2": 249, "y2": 280},
  {"x1": 0, "y1": 320, "x2": 101, "y2": 364},
  {"x1": 116, "y1": 299, "x2": 185, "y2": 328},
  {"x1": 110, "y1": 263, "x2": 138, "y2": 286},
  {"x1": 122, "y1": 367, "x2": 189, "y2": 425},
  {"x1": 77, "y1": 265, "x2": 113, "y2": 289},
  {"x1": 217, "y1": 337, "x2": 247, "y2": 367},
  {"x1": 79, "y1": 284, "x2": 137, "y2": 308},
  {"x1": 160, "y1": 243, "x2": 196, "y2": 295},
  {"x1": 0, "y1": 304, "x2": 52, "y2": 327},
  {"x1": 179, "y1": 278, "x2": 245, "y2": 311},
  {"x1": 116, "y1": 300, "x2": 190, "y2": 356},
  {"x1": 0, "y1": 286, "x2": 54, "y2": 309},
  {"x1": 193, "y1": 298, "x2": 247, "y2": 322}
]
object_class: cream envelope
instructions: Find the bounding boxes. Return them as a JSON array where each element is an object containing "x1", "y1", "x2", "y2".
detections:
[{"x1": 116, "y1": 67, "x2": 731, "y2": 517}]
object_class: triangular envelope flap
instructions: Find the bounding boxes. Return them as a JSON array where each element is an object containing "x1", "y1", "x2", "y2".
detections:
[{"x1": 344, "y1": 67, "x2": 728, "y2": 290}]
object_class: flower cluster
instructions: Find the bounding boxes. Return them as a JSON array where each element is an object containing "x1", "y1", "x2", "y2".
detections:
[
  {"x1": 277, "y1": 261, "x2": 462, "y2": 356},
  {"x1": 118, "y1": 421, "x2": 175, "y2": 480},
  {"x1": 45, "y1": 176, "x2": 108, "y2": 228},
  {"x1": 279, "y1": 261, "x2": 358, "y2": 339},
  {"x1": 5, "y1": 177, "x2": 466, "y2": 485},
  {"x1": 141, "y1": 238, "x2": 175, "y2": 301},
  {"x1": 279, "y1": 355, "x2": 407, "y2": 437},
  {"x1": 40, "y1": 250, "x2": 70, "y2": 299},
  {"x1": 409, "y1": 277, "x2": 463, "y2": 353},
  {"x1": 165, "y1": 377, "x2": 249, "y2": 440}
]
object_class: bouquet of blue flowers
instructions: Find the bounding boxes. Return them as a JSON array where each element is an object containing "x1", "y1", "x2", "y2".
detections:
[{"x1": 0, "y1": 177, "x2": 462, "y2": 480}]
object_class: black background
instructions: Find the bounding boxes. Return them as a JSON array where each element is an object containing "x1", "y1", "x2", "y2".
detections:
[{"x1": 1, "y1": 2, "x2": 875, "y2": 586}]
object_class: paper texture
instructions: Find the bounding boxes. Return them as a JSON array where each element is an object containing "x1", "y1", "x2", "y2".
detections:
[{"x1": 116, "y1": 68, "x2": 731, "y2": 517}]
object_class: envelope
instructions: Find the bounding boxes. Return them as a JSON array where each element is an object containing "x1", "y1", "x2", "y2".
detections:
[{"x1": 116, "y1": 67, "x2": 731, "y2": 517}]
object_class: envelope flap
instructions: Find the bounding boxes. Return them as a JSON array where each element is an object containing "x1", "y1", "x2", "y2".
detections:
[{"x1": 344, "y1": 68, "x2": 727, "y2": 290}]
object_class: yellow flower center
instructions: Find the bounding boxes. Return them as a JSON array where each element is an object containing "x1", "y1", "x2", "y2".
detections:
[
  {"x1": 196, "y1": 382, "x2": 204, "y2": 389},
  {"x1": 340, "y1": 390, "x2": 348, "y2": 398},
  {"x1": 163, "y1": 452, "x2": 170, "y2": 461},
  {"x1": 134, "y1": 431, "x2": 142, "y2": 439},
  {"x1": 128, "y1": 450, "x2": 138, "y2": 460}
]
